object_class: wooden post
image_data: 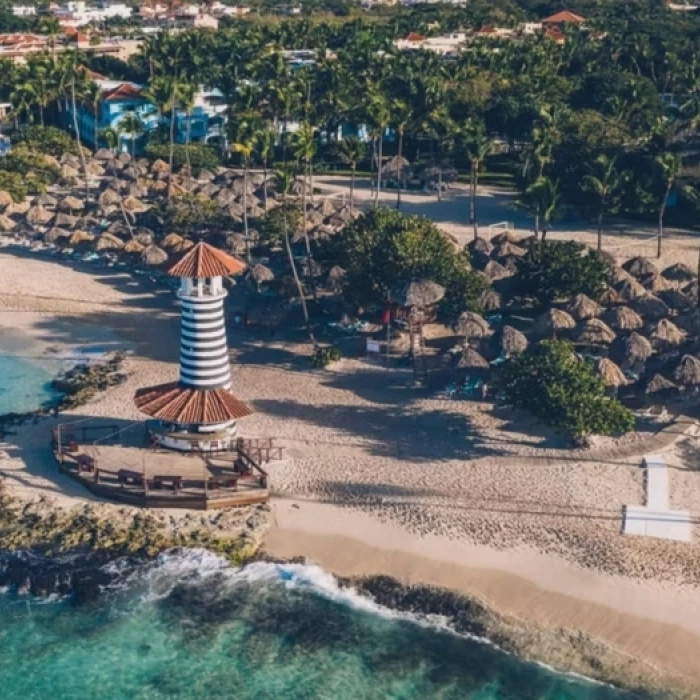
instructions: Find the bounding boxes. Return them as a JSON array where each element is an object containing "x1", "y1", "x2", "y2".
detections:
[
  {"x1": 697, "y1": 247, "x2": 700, "y2": 309},
  {"x1": 142, "y1": 451, "x2": 148, "y2": 498},
  {"x1": 56, "y1": 423, "x2": 62, "y2": 464},
  {"x1": 386, "y1": 290, "x2": 391, "y2": 365}
]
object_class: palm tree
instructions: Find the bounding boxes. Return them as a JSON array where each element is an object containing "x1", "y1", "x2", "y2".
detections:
[
  {"x1": 118, "y1": 113, "x2": 144, "y2": 159},
  {"x1": 178, "y1": 80, "x2": 196, "y2": 184},
  {"x1": 516, "y1": 176, "x2": 560, "y2": 242},
  {"x1": 253, "y1": 126, "x2": 275, "y2": 212},
  {"x1": 461, "y1": 118, "x2": 493, "y2": 240},
  {"x1": 582, "y1": 154, "x2": 630, "y2": 251},
  {"x1": 100, "y1": 127, "x2": 119, "y2": 154},
  {"x1": 84, "y1": 79, "x2": 103, "y2": 149},
  {"x1": 655, "y1": 152, "x2": 682, "y2": 258},
  {"x1": 390, "y1": 98, "x2": 411, "y2": 210},
  {"x1": 337, "y1": 136, "x2": 365, "y2": 213},
  {"x1": 276, "y1": 165, "x2": 316, "y2": 348},
  {"x1": 366, "y1": 90, "x2": 390, "y2": 206},
  {"x1": 426, "y1": 107, "x2": 456, "y2": 202},
  {"x1": 292, "y1": 122, "x2": 317, "y2": 259}
]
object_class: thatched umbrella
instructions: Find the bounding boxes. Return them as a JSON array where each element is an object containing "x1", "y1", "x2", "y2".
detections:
[
  {"x1": 592, "y1": 248, "x2": 616, "y2": 267},
  {"x1": 99, "y1": 189, "x2": 121, "y2": 208},
  {"x1": 26, "y1": 206, "x2": 54, "y2": 226},
  {"x1": 623, "y1": 256, "x2": 657, "y2": 279},
  {"x1": 599, "y1": 286, "x2": 621, "y2": 306},
  {"x1": 161, "y1": 233, "x2": 184, "y2": 249},
  {"x1": 150, "y1": 159, "x2": 170, "y2": 175},
  {"x1": 645, "y1": 373, "x2": 678, "y2": 396},
  {"x1": 576, "y1": 318, "x2": 616, "y2": 345},
  {"x1": 662, "y1": 263, "x2": 695, "y2": 282},
  {"x1": 650, "y1": 319, "x2": 685, "y2": 348},
  {"x1": 491, "y1": 230, "x2": 522, "y2": 246},
  {"x1": 641, "y1": 272, "x2": 671, "y2": 293},
  {"x1": 492, "y1": 241, "x2": 526, "y2": 259},
  {"x1": 466, "y1": 236, "x2": 492, "y2": 256},
  {"x1": 94, "y1": 148, "x2": 113, "y2": 161},
  {"x1": 301, "y1": 257, "x2": 322, "y2": 279},
  {"x1": 533, "y1": 308, "x2": 576, "y2": 336},
  {"x1": 0, "y1": 214, "x2": 15, "y2": 232},
  {"x1": 612, "y1": 332, "x2": 653, "y2": 365},
  {"x1": 596, "y1": 358, "x2": 627, "y2": 388},
  {"x1": 44, "y1": 227, "x2": 71, "y2": 243},
  {"x1": 603, "y1": 305, "x2": 643, "y2": 331},
  {"x1": 135, "y1": 230, "x2": 154, "y2": 246},
  {"x1": 226, "y1": 233, "x2": 247, "y2": 256},
  {"x1": 123, "y1": 196, "x2": 148, "y2": 213},
  {"x1": 123, "y1": 239, "x2": 145, "y2": 254},
  {"x1": 197, "y1": 168, "x2": 215, "y2": 182},
  {"x1": 250, "y1": 263, "x2": 275, "y2": 289},
  {"x1": 634, "y1": 294, "x2": 669, "y2": 320},
  {"x1": 457, "y1": 348, "x2": 490, "y2": 370},
  {"x1": 141, "y1": 245, "x2": 168, "y2": 266},
  {"x1": 61, "y1": 164, "x2": 80, "y2": 180},
  {"x1": 69, "y1": 230, "x2": 94, "y2": 245},
  {"x1": 608, "y1": 266, "x2": 632, "y2": 285},
  {"x1": 567, "y1": 293, "x2": 603, "y2": 321},
  {"x1": 150, "y1": 180, "x2": 168, "y2": 194},
  {"x1": 0, "y1": 190, "x2": 13, "y2": 209},
  {"x1": 326, "y1": 265, "x2": 346, "y2": 292},
  {"x1": 395, "y1": 279, "x2": 445, "y2": 308},
  {"x1": 676, "y1": 309, "x2": 700, "y2": 335},
  {"x1": 500, "y1": 325, "x2": 528, "y2": 355},
  {"x1": 381, "y1": 154, "x2": 411, "y2": 180},
  {"x1": 616, "y1": 277, "x2": 647, "y2": 302},
  {"x1": 482, "y1": 260, "x2": 512, "y2": 282},
  {"x1": 95, "y1": 233, "x2": 124, "y2": 251},
  {"x1": 59, "y1": 195, "x2": 84, "y2": 214},
  {"x1": 478, "y1": 288, "x2": 502, "y2": 312},
  {"x1": 37, "y1": 194, "x2": 57, "y2": 209},
  {"x1": 172, "y1": 238, "x2": 194, "y2": 253},
  {"x1": 86, "y1": 161, "x2": 105, "y2": 177},
  {"x1": 5, "y1": 200, "x2": 30, "y2": 216},
  {"x1": 674, "y1": 355, "x2": 700, "y2": 387},
  {"x1": 55, "y1": 212, "x2": 78, "y2": 229}
]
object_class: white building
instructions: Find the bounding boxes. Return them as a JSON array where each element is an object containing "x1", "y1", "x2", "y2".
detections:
[
  {"x1": 395, "y1": 32, "x2": 467, "y2": 56},
  {"x1": 52, "y1": 2, "x2": 133, "y2": 27},
  {"x1": 11, "y1": 5, "x2": 37, "y2": 17}
]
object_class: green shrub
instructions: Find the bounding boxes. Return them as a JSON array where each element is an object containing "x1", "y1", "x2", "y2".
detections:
[
  {"x1": 312, "y1": 345, "x2": 342, "y2": 367},
  {"x1": 12, "y1": 126, "x2": 79, "y2": 157},
  {"x1": 502, "y1": 340, "x2": 635, "y2": 441},
  {"x1": 259, "y1": 202, "x2": 301, "y2": 246},
  {"x1": 0, "y1": 171, "x2": 27, "y2": 201},
  {"x1": 0, "y1": 146, "x2": 62, "y2": 194},
  {"x1": 164, "y1": 193, "x2": 233, "y2": 236},
  {"x1": 144, "y1": 142, "x2": 221, "y2": 172}
]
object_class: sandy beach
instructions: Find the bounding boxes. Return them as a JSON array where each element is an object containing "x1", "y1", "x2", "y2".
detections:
[{"x1": 2, "y1": 183, "x2": 700, "y2": 692}]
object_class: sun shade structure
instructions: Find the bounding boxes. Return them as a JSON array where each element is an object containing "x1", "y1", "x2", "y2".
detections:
[
  {"x1": 566, "y1": 293, "x2": 603, "y2": 321},
  {"x1": 134, "y1": 242, "x2": 250, "y2": 452},
  {"x1": 596, "y1": 358, "x2": 627, "y2": 388}
]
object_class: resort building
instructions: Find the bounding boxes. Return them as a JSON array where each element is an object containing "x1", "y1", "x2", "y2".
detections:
[
  {"x1": 49, "y1": 1, "x2": 133, "y2": 27},
  {"x1": 11, "y1": 5, "x2": 37, "y2": 17},
  {"x1": 395, "y1": 31, "x2": 468, "y2": 56},
  {"x1": 541, "y1": 10, "x2": 585, "y2": 27},
  {"x1": 134, "y1": 242, "x2": 252, "y2": 453}
]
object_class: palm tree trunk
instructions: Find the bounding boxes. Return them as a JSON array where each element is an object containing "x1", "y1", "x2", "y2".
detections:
[
  {"x1": 470, "y1": 162, "x2": 477, "y2": 240},
  {"x1": 396, "y1": 130, "x2": 403, "y2": 210},
  {"x1": 167, "y1": 81, "x2": 177, "y2": 203},
  {"x1": 243, "y1": 157, "x2": 250, "y2": 262},
  {"x1": 541, "y1": 226, "x2": 548, "y2": 242},
  {"x1": 437, "y1": 167, "x2": 443, "y2": 202},
  {"x1": 70, "y1": 78, "x2": 90, "y2": 205},
  {"x1": 657, "y1": 186, "x2": 670, "y2": 258},
  {"x1": 349, "y1": 163, "x2": 355, "y2": 215},
  {"x1": 185, "y1": 110, "x2": 192, "y2": 189},
  {"x1": 262, "y1": 158, "x2": 269, "y2": 212},
  {"x1": 597, "y1": 209, "x2": 604, "y2": 251},
  {"x1": 93, "y1": 106, "x2": 98, "y2": 150},
  {"x1": 39, "y1": 105, "x2": 44, "y2": 127},
  {"x1": 376, "y1": 133, "x2": 383, "y2": 205}
]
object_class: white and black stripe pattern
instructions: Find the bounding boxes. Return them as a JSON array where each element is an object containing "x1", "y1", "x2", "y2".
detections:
[{"x1": 178, "y1": 292, "x2": 231, "y2": 390}]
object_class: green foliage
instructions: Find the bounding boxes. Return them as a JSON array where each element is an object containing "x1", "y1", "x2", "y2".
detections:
[
  {"x1": 144, "y1": 142, "x2": 221, "y2": 171},
  {"x1": 12, "y1": 126, "x2": 79, "y2": 157},
  {"x1": 312, "y1": 345, "x2": 342, "y2": 367},
  {"x1": 0, "y1": 146, "x2": 62, "y2": 194},
  {"x1": 0, "y1": 171, "x2": 27, "y2": 202},
  {"x1": 164, "y1": 194, "x2": 233, "y2": 237},
  {"x1": 259, "y1": 203, "x2": 302, "y2": 246},
  {"x1": 516, "y1": 241, "x2": 608, "y2": 305},
  {"x1": 322, "y1": 208, "x2": 486, "y2": 319},
  {"x1": 503, "y1": 340, "x2": 635, "y2": 440}
]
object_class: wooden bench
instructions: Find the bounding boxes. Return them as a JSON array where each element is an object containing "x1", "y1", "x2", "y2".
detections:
[
  {"x1": 76, "y1": 454, "x2": 95, "y2": 474},
  {"x1": 118, "y1": 469, "x2": 144, "y2": 487},
  {"x1": 208, "y1": 476, "x2": 239, "y2": 491},
  {"x1": 151, "y1": 475, "x2": 183, "y2": 492}
]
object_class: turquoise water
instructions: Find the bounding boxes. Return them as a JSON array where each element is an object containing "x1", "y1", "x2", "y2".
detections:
[
  {"x1": 0, "y1": 354, "x2": 61, "y2": 416},
  {"x1": 0, "y1": 551, "x2": 639, "y2": 700}
]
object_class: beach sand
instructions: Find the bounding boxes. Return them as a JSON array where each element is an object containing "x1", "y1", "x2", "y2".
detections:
[{"x1": 1, "y1": 184, "x2": 700, "y2": 690}]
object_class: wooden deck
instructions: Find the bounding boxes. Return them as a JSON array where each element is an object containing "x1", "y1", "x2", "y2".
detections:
[{"x1": 52, "y1": 425, "x2": 274, "y2": 510}]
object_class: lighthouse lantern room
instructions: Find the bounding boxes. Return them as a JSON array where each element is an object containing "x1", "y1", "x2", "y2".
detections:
[{"x1": 134, "y1": 242, "x2": 252, "y2": 453}]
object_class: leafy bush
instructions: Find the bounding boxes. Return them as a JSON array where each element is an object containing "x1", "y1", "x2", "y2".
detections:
[
  {"x1": 144, "y1": 143, "x2": 221, "y2": 172},
  {"x1": 0, "y1": 146, "x2": 62, "y2": 194},
  {"x1": 322, "y1": 208, "x2": 486, "y2": 320},
  {"x1": 502, "y1": 340, "x2": 635, "y2": 441},
  {"x1": 312, "y1": 345, "x2": 342, "y2": 367},
  {"x1": 516, "y1": 240, "x2": 608, "y2": 305},
  {"x1": 259, "y1": 203, "x2": 302, "y2": 246},
  {"x1": 164, "y1": 194, "x2": 233, "y2": 236},
  {"x1": 0, "y1": 171, "x2": 27, "y2": 201},
  {"x1": 12, "y1": 126, "x2": 79, "y2": 157}
]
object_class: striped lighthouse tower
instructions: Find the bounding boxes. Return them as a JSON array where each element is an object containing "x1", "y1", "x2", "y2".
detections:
[{"x1": 134, "y1": 242, "x2": 252, "y2": 452}]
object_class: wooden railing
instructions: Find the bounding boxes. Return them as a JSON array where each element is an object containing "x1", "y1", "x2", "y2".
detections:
[{"x1": 236, "y1": 437, "x2": 283, "y2": 464}]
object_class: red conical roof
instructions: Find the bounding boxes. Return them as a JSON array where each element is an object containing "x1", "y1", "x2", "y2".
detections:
[{"x1": 167, "y1": 241, "x2": 246, "y2": 278}]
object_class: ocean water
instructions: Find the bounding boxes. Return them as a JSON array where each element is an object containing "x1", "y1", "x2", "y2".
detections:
[
  {"x1": 0, "y1": 550, "x2": 639, "y2": 700},
  {"x1": 0, "y1": 354, "x2": 61, "y2": 416}
]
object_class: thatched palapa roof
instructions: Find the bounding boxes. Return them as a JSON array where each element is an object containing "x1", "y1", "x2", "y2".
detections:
[
  {"x1": 645, "y1": 373, "x2": 678, "y2": 395},
  {"x1": 662, "y1": 263, "x2": 695, "y2": 282},
  {"x1": 576, "y1": 318, "x2": 616, "y2": 345},
  {"x1": 478, "y1": 288, "x2": 501, "y2": 312},
  {"x1": 141, "y1": 245, "x2": 168, "y2": 266},
  {"x1": 95, "y1": 233, "x2": 124, "y2": 251},
  {"x1": 634, "y1": 294, "x2": 669, "y2": 320},
  {"x1": 500, "y1": 325, "x2": 528, "y2": 355},
  {"x1": 533, "y1": 308, "x2": 576, "y2": 335},
  {"x1": 674, "y1": 355, "x2": 700, "y2": 386},
  {"x1": 596, "y1": 358, "x2": 627, "y2": 388},
  {"x1": 457, "y1": 348, "x2": 490, "y2": 370},
  {"x1": 395, "y1": 279, "x2": 445, "y2": 308},
  {"x1": 250, "y1": 263, "x2": 274, "y2": 284},
  {"x1": 566, "y1": 293, "x2": 603, "y2": 321},
  {"x1": 623, "y1": 256, "x2": 657, "y2": 279},
  {"x1": 603, "y1": 306, "x2": 643, "y2": 331},
  {"x1": 613, "y1": 331, "x2": 653, "y2": 365},
  {"x1": 650, "y1": 319, "x2": 685, "y2": 347}
]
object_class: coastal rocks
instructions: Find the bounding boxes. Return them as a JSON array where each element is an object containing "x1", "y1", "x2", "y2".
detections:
[{"x1": 51, "y1": 353, "x2": 127, "y2": 410}]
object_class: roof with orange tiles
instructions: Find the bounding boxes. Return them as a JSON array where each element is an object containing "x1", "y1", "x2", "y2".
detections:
[
  {"x1": 542, "y1": 10, "x2": 585, "y2": 23},
  {"x1": 102, "y1": 82, "x2": 145, "y2": 101},
  {"x1": 405, "y1": 32, "x2": 425, "y2": 41},
  {"x1": 167, "y1": 241, "x2": 246, "y2": 279},
  {"x1": 134, "y1": 382, "x2": 253, "y2": 424}
]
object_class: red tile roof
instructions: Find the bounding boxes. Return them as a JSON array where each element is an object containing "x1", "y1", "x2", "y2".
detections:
[
  {"x1": 167, "y1": 241, "x2": 246, "y2": 279},
  {"x1": 134, "y1": 382, "x2": 253, "y2": 424},
  {"x1": 477, "y1": 25, "x2": 497, "y2": 34},
  {"x1": 405, "y1": 32, "x2": 425, "y2": 41},
  {"x1": 103, "y1": 83, "x2": 144, "y2": 101},
  {"x1": 542, "y1": 10, "x2": 584, "y2": 24}
]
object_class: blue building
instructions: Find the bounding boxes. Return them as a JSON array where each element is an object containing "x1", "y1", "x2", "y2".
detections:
[{"x1": 66, "y1": 78, "x2": 228, "y2": 153}]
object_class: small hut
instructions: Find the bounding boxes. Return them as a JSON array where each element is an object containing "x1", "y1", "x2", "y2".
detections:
[
  {"x1": 250, "y1": 263, "x2": 275, "y2": 291},
  {"x1": 325, "y1": 265, "x2": 346, "y2": 293},
  {"x1": 650, "y1": 319, "x2": 685, "y2": 349},
  {"x1": 457, "y1": 348, "x2": 490, "y2": 371},
  {"x1": 0, "y1": 214, "x2": 16, "y2": 232},
  {"x1": 98, "y1": 189, "x2": 122, "y2": 208},
  {"x1": 645, "y1": 373, "x2": 678, "y2": 396},
  {"x1": 641, "y1": 272, "x2": 671, "y2": 293},
  {"x1": 500, "y1": 325, "x2": 528, "y2": 356},
  {"x1": 55, "y1": 213, "x2": 78, "y2": 229},
  {"x1": 454, "y1": 311, "x2": 490, "y2": 338},
  {"x1": 612, "y1": 332, "x2": 653, "y2": 366},
  {"x1": 674, "y1": 355, "x2": 700, "y2": 387},
  {"x1": 576, "y1": 318, "x2": 616, "y2": 345},
  {"x1": 123, "y1": 239, "x2": 145, "y2": 254},
  {"x1": 69, "y1": 230, "x2": 94, "y2": 246},
  {"x1": 95, "y1": 233, "x2": 125, "y2": 251},
  {"x1": 616, "y1": 278, "x2": 647, "y2": 302},
  {"x1": 59, "y1": 195, "x2": 84, "y2": 213},
  {"x1": 478, "y1": 288, "x2": 502, "y2": 312},
  {"x1": 44, "y1": 227, "x2": 71, "y2": 244},
  {"x1": 141, "y1": 245, "x2": 168, "y2": 266},
  {"x1": 395, "y1": 279, "x2": 445, "y2": 310},
  {"x1": 608, "y1": 266, "x2": 632, "y2": 285},
  {"x1": 623, "y1": 256, "x2": 657, "y2": 279},
  {"x1": 381, "y1": 155, "x2": 411, "y2": 185},
  {"x1": 634, "y1": 294, "x2": 669, "y2": 320},
  {"x1": 533, "y1": 308, "x2": 576, "y2": 336},
  {"x1": 161, "y1": 233, "x2": 184, "y2": 250},
  {"x1": 123, "y1": 196, "x2": 148, "y2": 214},
  {"x1": 662, "y1": 263, "x2": 695, "y2": 282},
  {"x1": 599, "y1": 287, "x2": 621, "y2": 306},
  {"x1": 603, "y1": 306, "x2": 643, "y2": 331},
  {"x1": 567, "y1": 293, "x2": 603, "y2": 321},
  {"x1": 150, "y1": 159, "x2": 170, "y2": 175},
  {"x1": 596, "y1": 358, "x2": 627, "y2": 388},
  {"x1": 482, "y1": 260, "x2": 512, "y2": 282},
  {"x1": 466, "y1": 237, "x2": 493, "y2": 256},
  {"x1": 37, "y1": 194, "x2": 57, "y2": 209},
  {"x1": 492, "y1": 241, "x2": 526, "y2": 260},
  {"x1": 26, "y1": 205, "x2": 54, "y2": 226}
]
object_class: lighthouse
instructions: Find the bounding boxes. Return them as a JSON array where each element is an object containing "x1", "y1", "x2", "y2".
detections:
[{"x1": 134, "y1": 242, "x2": 252, "y2": 452}]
